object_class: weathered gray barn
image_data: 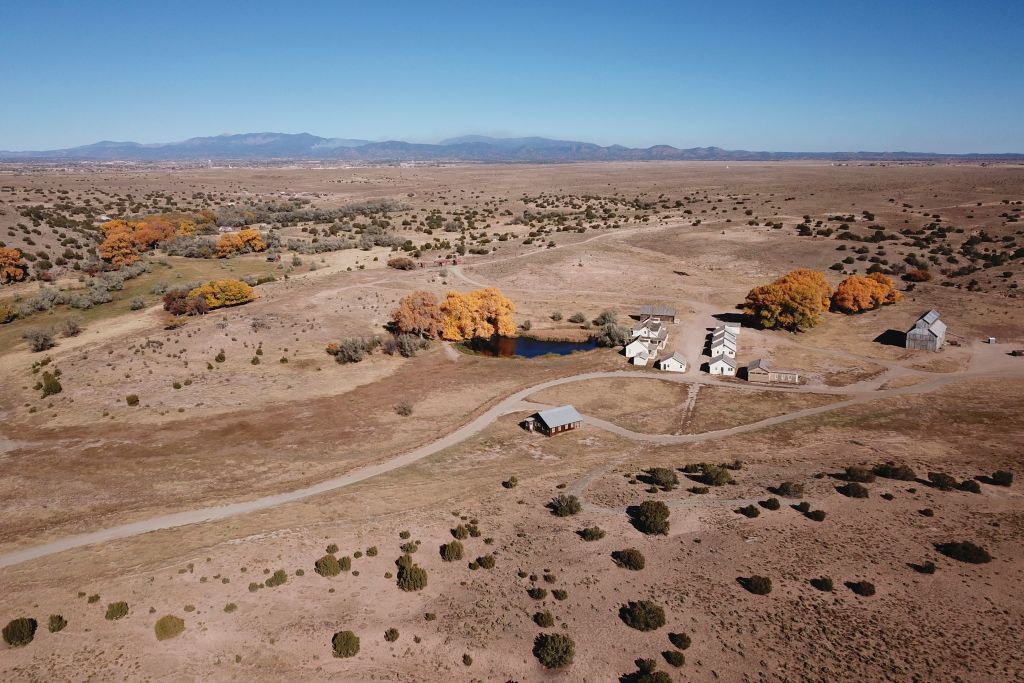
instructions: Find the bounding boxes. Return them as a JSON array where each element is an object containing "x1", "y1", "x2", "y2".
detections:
[
  {"x1": 638, "y1": 305, "x2": 677, "y2": 324},
  {"x1": 906, "y1": 309, "x2": 946, "y2": 351},
  {"x1": 523, "y1": 405, "x2": 583, "y2": 436}
]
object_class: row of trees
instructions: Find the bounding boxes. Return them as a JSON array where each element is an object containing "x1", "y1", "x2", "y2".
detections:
[
  {"x1": 744, "y1": 269, "x2": 902, "y2": 330},
  {"x1": 216, "y1": 229, "x2": 267, "y2": 258},
  {"x1": 98, "y1": 215, "x2": 198, "y2": 266},
  {"x1": 392, "y1": 288, "x2": 516, "y2": 341}
]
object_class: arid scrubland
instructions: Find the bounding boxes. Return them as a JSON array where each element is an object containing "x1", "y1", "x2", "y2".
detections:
[{"x1": 1, "y1": 161, "x2": 1022, "y2": 681}]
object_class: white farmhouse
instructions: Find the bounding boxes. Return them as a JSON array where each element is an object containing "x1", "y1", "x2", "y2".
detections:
[
  {"x1": 657, "y1": 352, "x2": 687, "y2": 373},
  {"x1": 708, "y1": 354, "x2": 736, "y2": 376},
  {"x1": 710, "y1": 336, "x2": 736, "y2": 358}
]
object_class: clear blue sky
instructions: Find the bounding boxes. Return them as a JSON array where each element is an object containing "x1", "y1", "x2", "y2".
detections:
[{"x1": 2, "y1": 0, "x2": 1022, "y2": 152}]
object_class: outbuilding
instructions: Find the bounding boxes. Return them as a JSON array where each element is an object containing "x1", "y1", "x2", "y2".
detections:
[
  {"x1": 708, "y1": 354, "x2": 736, "y2": 376},
  {"x1": 746, "y1": 358, "x2": 800, "y2": 384},
  {"x1": 906, "y1": 309, "x2": 946, "y2": 352},
  {"x1": 657, "y1": 352, "x2": 687, "y2": 373},
  {"x1": 523, "y1": 405, "x2": 584, "y2": 436},
  {"x1": 638, "y1": 305, "x2": 677, "y2": 324}
]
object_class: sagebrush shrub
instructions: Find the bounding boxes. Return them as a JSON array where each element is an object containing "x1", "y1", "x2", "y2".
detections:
[
  {"x1": 48, "y1": 614, "x2": 67, "y2": 633},
  {"x1": 527, "y1": 587, "x2": 548, "y2": 600},
  {"x1": 805, "y1": 509, "x2": 827, "y2": 521},
  {"x1": 663, "y1": 650, "x2": 685, "y2": 667},
  {"x1": 154, "y1": 615, "x2": 184, "y2": 641},
  {"x1": 552, "y1": 589, "x2": 568, "y2": 600},
  {"x1": 873, "y1": 461, "x2": 917, "y2": 481},
  {"x1": 760, "y1": 497, "x2": 780, "y2": 511},
  {"x1": 668, "y1": 632, "x2": 691, "y2": 650},
  {"x1": 475, "y1": 554, "x2": 495, "y2": 569},
  {"x1": 332, "y1": 630, "x2": 360, "y2": 658},
  {"x1": 105, "y1": 601, "x2": 129, "y2": 621},
  {"x1": 846, "y1": 580, "x2": 876, "y2": 597},
  {"x1": 533, "y1": 632, "x2": 575, "y2": 668},
  {"x1": 265, "y1": 569, "x2": 287, "y2": 587},
  {"x1": 991, "y1": 470, "x2": 1013, "y2": 486},
  {"x1": 631, "y1": 500, "x2": 670, "y2": 535},
  {"x1": 619, "y1": 600, "x2": 665, "y2": 631},
  {"x1": 578, "y1": 526, "x2": 605, "y2": 541},
  {"x1": 839, "y1": 482, "x2": 869, "y2": 498},
  {"x1": 533, "y1": 610, "x2": 554, "y2": 627},
  {"x1": 315, "y1": 554, "x2": 341, "y2": 577},
  {"x1": 958, "y1": 479, "x2": 981, "y2": 494},
  {"x1": 440, "y1": 540, "x2": 464, "y2": 562},
  {"x1": 2, "y1": 617, "x2": 37, "y2": 647},
  {"x1": 810, "y1": 576, "x2": 833, "y2": 591},
  {"x1": 548, "y1": 494, "x2": 582, "y2": 517},
  {"x1": 646, "y1": 467, "x2": 678, "y2": 490},
  {"x1": 844, "y1": 465, "x2": 876, "y2": 483},
  {"x1": 396, "y1": 554, "x2": 427, "y2": 591},
  {"x1": 927, "y1": 472, "x2": 957, "y2": 490},
  {"x1": 736, "y1": 504, "x2": 760, "y2": 518},
  {"x1": 612, "y1": 548, "x2": 646, "y2": 570},
  {"x1": 774, "y1": 481, "x2": 804, "y2": 498},
  {"x1": 384, "y1": 627, "x2": 399, "y2": 642}
]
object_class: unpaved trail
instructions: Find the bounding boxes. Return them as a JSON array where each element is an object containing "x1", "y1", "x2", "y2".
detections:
[{"x1": 0, "y1": 351, "x2": 1015, "y2": 570}]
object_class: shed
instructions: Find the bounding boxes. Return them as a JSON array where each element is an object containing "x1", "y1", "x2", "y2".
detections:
[
  {"x1": 708, "y1": 354, "x2": 736, "y2": 376},
  {"x1": 747, "y1": 358, "x2": 800, "y2": 384},
  {"x1": 638, "y1": 305, "x2": 677, "y2": 324},
  {"x1": 657, "y1": 352, "x2": 687, "y2": 373},
  {"x1": 524, "y1": 405, "x2": 583, "y2": 436},
  {"x1": 906, "y1": 309, "x2": 946, "y2": 352}
]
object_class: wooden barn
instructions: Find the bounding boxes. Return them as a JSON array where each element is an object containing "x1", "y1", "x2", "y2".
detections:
[
  {"x1": 637, "y1": 305, "x2": 677, "y2": 324},
  {"x1": 523, "y1": 405, "x2": 583, "y2": 436},
  {"x1": 906, "y1": 309, "x2": 946, "y2": 352}
]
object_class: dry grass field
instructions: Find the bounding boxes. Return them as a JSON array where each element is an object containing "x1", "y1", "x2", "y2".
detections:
[{"x1": 1, "y1": 161, "x2": 1022, "y2": 681}]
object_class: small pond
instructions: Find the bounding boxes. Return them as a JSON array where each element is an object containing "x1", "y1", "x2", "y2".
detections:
[{"x1": 464, "y1": 335, "x2": 598, "y2": 358}]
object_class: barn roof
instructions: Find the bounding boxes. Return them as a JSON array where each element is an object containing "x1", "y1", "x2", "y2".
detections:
[
  {"x1": 709, "y1": 354, "x2": 736, "y2": 368},
  {"x1": 661, "y1": 352, "x2": 687, "y2": 365},
  {"x1": 919, "y1": 309, "x2": 941, "y2": 325},
  {"x1": 747, "y1": 358, "x2": 769, "y2": 371},
  {"x1": 536, "y1": 405, "x2": 583, "y2": 429},
  {"x1": 640, "y1": 305, "x2": 677, "y2": 317}
]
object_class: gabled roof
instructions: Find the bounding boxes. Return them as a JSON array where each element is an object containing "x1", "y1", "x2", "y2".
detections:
[
  {"x1": 929, "y1": 319, "x2": 947, "y2": 337},
  {"x1": 711, "y1": 336, "x2": 736, "y2": 350},
  {"x1": 660, "y1": 352, "x2": 687, "y2": 365},
  {"x1": 709, "y1": 354, "x2": 736, "y2": 368},
  {"x1": 747, "y1": 358, "x2": 769, "y2": 371},
  {"x1": 712, "y1": 329, "x2": 736, "y2": 342},
  {"x1": 640, "y1": 305, "x2": 676, "y2": 317},
  {"x1": 536, "y1": 405, "x2": 583, "y2": 429},
  {"x1": 919, "y1": 309, "x2": 940, "y2": 325}
]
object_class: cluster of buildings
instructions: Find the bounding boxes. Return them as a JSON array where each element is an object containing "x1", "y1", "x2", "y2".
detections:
[
  {"x1": 707, "y1": 323, "x2": 740, "y2": 376},
  {"x1": 623, "y1": 306, "x2": 688, "y2": 372}
]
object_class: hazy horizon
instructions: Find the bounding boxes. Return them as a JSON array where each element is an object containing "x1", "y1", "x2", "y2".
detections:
[{"x1": 1, "y1": 1, "x2": 1022, "y2": 153}]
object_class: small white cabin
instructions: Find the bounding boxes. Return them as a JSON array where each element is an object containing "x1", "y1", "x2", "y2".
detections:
[
  {"x1": 708, "y1": 354, "x2": 736, "y2": 376},
  {"x1": 657, "y1": 352, "x2": 687, "y2": 373}
]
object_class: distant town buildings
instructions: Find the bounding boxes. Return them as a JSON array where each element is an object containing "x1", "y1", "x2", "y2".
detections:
[{"x1": 906, "y1": 309, "x2": 946, "y2": 352}]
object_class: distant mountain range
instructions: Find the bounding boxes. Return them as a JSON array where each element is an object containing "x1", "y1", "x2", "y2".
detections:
[{"x1": 2, "y1": 132, "x2": 1021, "y2": 163}]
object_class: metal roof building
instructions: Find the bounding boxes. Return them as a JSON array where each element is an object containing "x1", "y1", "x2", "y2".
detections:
[{"x1": 524, "y1": 405, "x2": 584, "y2": 436}]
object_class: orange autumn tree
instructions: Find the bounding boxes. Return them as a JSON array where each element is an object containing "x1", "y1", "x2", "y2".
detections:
[
  {"x1": 187, "y1": 279, "x2": 256, "y2": 309},
  {"x1": 98, "y1": 228, "x2": 140, "y2": 266},
  {"x1": 832, "y1": 272, "x2": 902, "y2": 313},
  {"x1": 391, "y1": 287, "x2": 516, "y2": 341},
  {"x1": 392, "y1": 290, "x2": 445, "y2": 338},
  {"x1": 1, "y1": 247, "x2": 28, "y2": 284},
  {"x1": 440, "y1": 287, "x2": 516, "y2": 340},
  {"x1": 216, "y1": 228, "x2": 267, "y2": 257},
  {"x1": 744, "y1": 268, "x2": 833, "y2": 331}
]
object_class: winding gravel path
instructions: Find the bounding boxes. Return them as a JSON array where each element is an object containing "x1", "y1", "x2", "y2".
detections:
[{"x1": 0, "y1": 354, "x2": 1014, "y2": 569}]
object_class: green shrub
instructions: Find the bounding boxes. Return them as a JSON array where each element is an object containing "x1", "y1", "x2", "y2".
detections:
[
  {"x1": 533, "y1": 610, "x2": 554, "y2": 627},
  {"x1": 533, "y1": 632, "x2": 575, "y2": 668},
  {"x1": 873, "y1": 461, "x2": 917, "y2": 480},
  {"x1": 48, "y1": 614, "x2": 67, "y2": 633},
  {"x1": 846, "y1": 580, "x2": 876, "y2": 597},
  {"x1": 810, "y1": 576, "x2": 833, "y2": 591},
  {"x1": 619, "y1": 600, "x2": 666, "y2": 631},
  {"x1": 424, "y1": 612, "x2": 436, "y2": 621},
  {"x1": 265, "y1": 569, "x2": 287, "y2": 587},
  {"x1": 384, "y1": 627, "x2": 399, "y2": 642},
  {"x1": 760, "y1": 497, "x2": 780, "y2": 511},
  {"x1": 440, "y1": 540, "x2": 464, "y2": 562},
  {"x1": 332, "y1": 630, "x2": 360, "y2": 658},
  {"x1": 919, "y1": 508, "x2": 934, "y2": 517},
  {"x1": 248, "y1": 582, "x2": 260, "y2": 592},
  {"x1": 105, "y1": 601, "x2": 129, "y2": 621},
  {"x1": 927, "y1": 472, "x2": 957, "y2": 490},
  {"x1": 326, "y1": 543, "x2": 339, "y2": 554},
  {"x1": 475, "y1": 554, "x2": 496, "y2": 569},
  {"x1": 462, "y1": 653, "x2": 473, "y2": 666},
  {"x1": 548, "y1": 494, "x2": 582, "y2": 517},
  {"x1": 794, "y1": 501, "x2": 810, "y2": 513},
  {"x1": 366, "y1": 546, "x2": 378, "y2": 557},
  {"x1": 774, "y1": 481, "x2": 804, "y2": 498},
  {"x1": 844, "y1": 465, "x2": 876, "y2": 483},
  {"x1": 154, "y1": 615, "x2": 185, "y2": 641},
  {"x1": 125, "y1": 394, "x2": 140, "y2": 406},
  {"x1": 400, "y1": 542, "x2": 417, "y2": 554},
  {"x1": 224, "y1": 603, "x2": 238, "y2": 613},
  {"x1": 806, "y1": 509, "x2": 827, "y2": 521},
  {"x1": 739, "y1": 575, "x2": 772, "y2": 595},
  {"x1": 630, "y1": 500, "x2": 670, "y2": 535},
  {"x1": 958, "y1": 479, "x2": 981, "y2": 494},
  {"x1": 935, "y1": 541, "x2": 992, "y2": 564},
  {"x1": 736, "y1": 504, "x2": 760, "y2": 518},
  {"x1": 339, "y1": 556, "x2": 352, "y2": 571},
  {"x1": 646, "y1": 467, "x2": 678, "y2": 490},
  {"x1": 2, "y1": 617, "x2": 37, "y2": 647},
  {"x1": 87, "y1": 594, "x2": 100, "y2": 604},
  {"x1": 502, "y1": 476, "x2": 519, "y2": 489},
  {"x1": 552, "y1": 589, "x2": 568, "y2": 600},
  {"x1": 527, "y1": 587, "x2": 548, "y2": 600},
  {"x1": 40, "y1": 371, "x2": 62, "y2": 397},
  {"x1": 668, "y1": 632, "x2": 691, "y2": 650},
  {"x1": 578, "y1": 526, "x2": 605, "y2": 541},
  {"x1": 612, "y1": 548, "x2": 645, "y2": 570},
  {"x1": 395, "y1": 554, "x2": 427, "y2": 591},
  {"x1": 399, "y1": 530, "x2": 411, "y2": 539},
  {"x1": 315, "y1": 554, "x2": 341, "y2": 577},
  {"x1": 992, "y1": 470, "x2": 1013, "y2": 486},
  {"x1": 688, "y1": 486, "x2": 709, "y2": 494},
  {"x1": 23, "y1": 329, "x2": 54, "y2": 353},
  {"x1": 663, "y1": 650, "x2": 685, "y2": 667},
  {"x1": 451, "y1": 524, "x2": 469, "y2": 539},
  {"x1": 701, "y1": 465, "x2": 733, "y2": 486},
  {"x1": 839, "y1": 482, "x2": 869, "y2": 498}
]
